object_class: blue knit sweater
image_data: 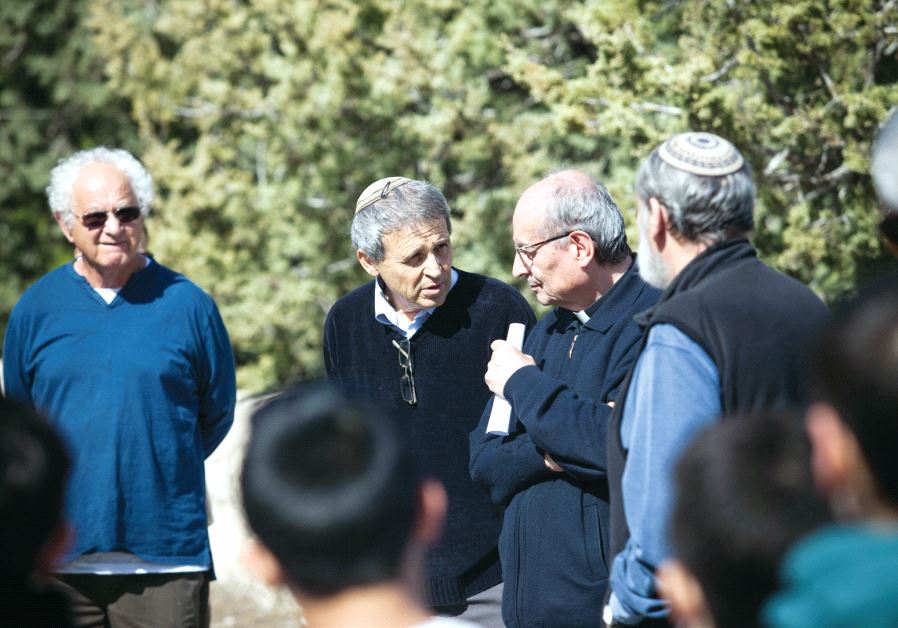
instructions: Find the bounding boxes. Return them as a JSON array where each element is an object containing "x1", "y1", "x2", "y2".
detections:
[
  {"x1": 323, "y1": 268, "x2": 535, "y2": 607},
  {"x1": 2, "y1": 261, "x2": 236, "y2": 567}
]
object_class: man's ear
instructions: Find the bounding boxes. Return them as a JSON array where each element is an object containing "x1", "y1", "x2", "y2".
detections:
[
  {"x1": 243, "y1": 540, "x2": 288, "y2": 587},
  {"x1": 806, "y1": 402, "x2": 854, "y2": 496},
  {"x1": 413, "y1": 479, "x2": 447, "y2": 547},
  {"x1": 568, "y1": 231, "x2": 596, "y2": 267},
  {"x1": 657, "y1": 560, "x2": 715, "y2": 628},
  {"x1": 356, "y1": 250, "x2": 380, "y2": 278},
  {"x1": 646, "y1": 197, "x2": 670, "y2": 248},
  {"x1": 54, "y1": 212, "x2": 75, "y2": 244}
]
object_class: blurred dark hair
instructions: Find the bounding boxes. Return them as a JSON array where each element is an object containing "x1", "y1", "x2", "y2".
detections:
[
  {"x1": 0, "y1": 397, "x2": 71, "y2": 581},
  {"x1": 670, "y1": 413, "x2": 830, "y2": 628},
  {"x1": 812, "y1": 280, "x2": 898, "y2": 506},
  {"x1": 241, "y1": 382, "x2": 421, "y2": 597}
]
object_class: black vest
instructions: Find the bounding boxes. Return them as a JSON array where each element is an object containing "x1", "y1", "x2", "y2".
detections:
[{"x1": 608, "y1": 238, "x2": 830, "y2": 558}]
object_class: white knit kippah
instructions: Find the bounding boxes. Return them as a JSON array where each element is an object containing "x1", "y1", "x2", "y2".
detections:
[
  {"x1": 355, "y1": 176, "x2": 413, "y2": 214},
  {"x1": 657, "y1": 132, "x2": 744, "y2": 176}
]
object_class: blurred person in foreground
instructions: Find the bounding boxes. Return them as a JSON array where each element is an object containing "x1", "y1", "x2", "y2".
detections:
[
  {"x1": 2, "y1": 147, "x2": 236, "y2": 627},
  {"x1": 241, "y1": 383, "x2": 478, "y2": 628},
  {"x1": 323, "y1": 177, "x2": 534, "y2": 625},
  {"x1": 1, "y1": 397, "x2": 74, "y2": 627},
  {"x1": 469, "y1": 170, "x2": 660, "y2": 627},
  {"x1": 764, "y1": 281, "x2": 898, "y2": 628},
  {"x1": 605, "y1": 132, "x2": 830, "y2": 627},
  {"x1": 871, "y1": 107, "x2": 898, "y2": 257},
  {"x1": 657, "y1": 413, "x2": 830, "y2": 628}
]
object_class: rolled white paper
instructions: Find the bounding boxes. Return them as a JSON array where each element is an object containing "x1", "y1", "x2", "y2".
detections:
[{"x1": 485, "y1": 322, "x2": 527, "y2": 435}]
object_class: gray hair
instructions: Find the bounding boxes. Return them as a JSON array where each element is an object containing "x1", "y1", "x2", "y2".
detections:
[
  {"x1": 872, "y1": 108, "x2": 898, "y2": 214},
  {"x1": 47, "y1": 147, "x2": 154, "y2": 228},
  {"x1": 351, "y1": 180, "x2": 452, "y2": 262},
  {"x1": 539, "y1": 171, "x2": 631, "y2": 265},
  {"x1": 636, "y1": 150, "x2": 755, "y2": 245}
]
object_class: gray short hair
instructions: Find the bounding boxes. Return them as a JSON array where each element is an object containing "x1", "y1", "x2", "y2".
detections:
[
  {"x1": 636, "y1": 150, "x2": 755, "y2": 245},
  {"x1": 539, "y1": 172, "x2": 631, "y2": 265},
  {"x1": 351, "y1": 180, "x2": 452, "y2": 262},
  {"x1": 872, "y1": 109, "x2": 898, "y2": 214},
  {"x1": 47, "y1": 147, "x2": 153, "y2": 228}
]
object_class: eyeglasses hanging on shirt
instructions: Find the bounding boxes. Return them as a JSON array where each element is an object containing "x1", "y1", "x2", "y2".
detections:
[{"x1": 392, "y1": 338, "x2": 417, "y2": 406}]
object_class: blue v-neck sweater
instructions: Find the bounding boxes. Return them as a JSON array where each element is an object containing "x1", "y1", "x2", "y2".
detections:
[
  {"x1": 3, "y1": 261, "x2": 236, "y2": 567},
  {"x1": 324, "y1": 268, "x2": 536, "y2": 606}
]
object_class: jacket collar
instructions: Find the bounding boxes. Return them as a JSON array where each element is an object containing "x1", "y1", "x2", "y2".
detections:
[
  {"x1": 554, "y1": 254, "x2": 648, "y2": 333},
  {"x1": 634, "y1": 237, "x2": 756, "y2": 328}
]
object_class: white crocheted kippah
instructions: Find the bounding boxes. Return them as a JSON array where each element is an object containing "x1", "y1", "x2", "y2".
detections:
[{"x1": 657, "y1": 132, "x2": 744, "y2": 176}]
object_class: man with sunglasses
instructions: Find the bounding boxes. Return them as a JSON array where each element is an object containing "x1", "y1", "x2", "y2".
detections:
[
  {"x1": 2, "y1": 147, "x2": 236, "y2": 627},
  {"x1": 323, "y1": 177, "x2": 534, "y2": 626},
  {"x1": 469, "y1": 170, "x2": 660, "y2": 627}
]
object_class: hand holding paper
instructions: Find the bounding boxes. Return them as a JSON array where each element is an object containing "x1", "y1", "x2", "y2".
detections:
[{"x1": 485, "y1": 323, "x2": 530, "y2": 435}]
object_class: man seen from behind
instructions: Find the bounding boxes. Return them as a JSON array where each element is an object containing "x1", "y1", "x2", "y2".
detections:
[{"x1": 606, "y1": 132, "x2": 830, "y2": 626}]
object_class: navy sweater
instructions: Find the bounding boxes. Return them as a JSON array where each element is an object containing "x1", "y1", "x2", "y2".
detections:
[
  {"x1": 470, "y1": 259, "x2": 660, "y2": 627},
  {"x1": 323, "y1": 269, "x2": 535, "y2": 606}
]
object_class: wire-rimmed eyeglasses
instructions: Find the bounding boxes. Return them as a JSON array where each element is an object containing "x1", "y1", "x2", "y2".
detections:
[
  {"x1": 514, "y1": 232, "x2": 572, "y2": 261},
  {"x1": 392, "y1": 338, "x2": 417, "y2": 406}
]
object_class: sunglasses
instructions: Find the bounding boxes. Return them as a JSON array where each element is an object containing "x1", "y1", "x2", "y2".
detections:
[
  {"x1": 74, "y1": 206, "x2": 142, "y2": 230},
  {"x1": 392, "y1": 338, "x2": 417, "y2": 406}
]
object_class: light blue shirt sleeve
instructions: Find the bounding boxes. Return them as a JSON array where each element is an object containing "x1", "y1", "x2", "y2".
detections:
[{"x1": 609, "y1": 323, "x2": 721, "y2": 624}]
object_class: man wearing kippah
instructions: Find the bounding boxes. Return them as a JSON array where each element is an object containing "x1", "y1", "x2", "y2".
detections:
[
  {"x1": 604, "y1": 133, "x2": 830, "y2": 627},
  {"x1": 323, "y1": 177, "x2": 535, "y2": 626}
]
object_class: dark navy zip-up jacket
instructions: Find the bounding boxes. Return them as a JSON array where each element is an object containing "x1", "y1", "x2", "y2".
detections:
[{"x1": 470, "y1": 259, "x2": 659, "y2": 627}]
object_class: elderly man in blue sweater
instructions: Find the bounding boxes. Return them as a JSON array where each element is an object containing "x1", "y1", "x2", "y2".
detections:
[
  {"x1": 323, "y1": 176, "x2": 535, "y2": 626},
  {"x1": 3, "y1": 147, "x2": 236, "y2": 627},
  {"x1": 469, "y1": 170, "x2": 660, "y2": 627}
]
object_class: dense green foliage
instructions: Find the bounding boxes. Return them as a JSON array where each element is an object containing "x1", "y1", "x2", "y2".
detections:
[
  {"x1": 0, "y1": 0, "x2": 137, "y2": 331},
  {"x1": 3, "y1": 0, "x2": 896, "y2": 391}
]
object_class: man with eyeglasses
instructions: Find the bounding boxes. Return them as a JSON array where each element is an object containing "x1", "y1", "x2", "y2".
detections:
[
  {"x1": 2, "y1": 147, "x2": 236, "y2": 627},
  {"x1": 469, "y1": 170, "x2": 660, "y2": 627},
  {"x1": 323, "y1": 176, "x2": 534, "y2": 626}
]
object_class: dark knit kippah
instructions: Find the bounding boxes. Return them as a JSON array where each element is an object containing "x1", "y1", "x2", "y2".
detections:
[{"x1": 658, "y1": 132, "x2": 744, "y2": 176}]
